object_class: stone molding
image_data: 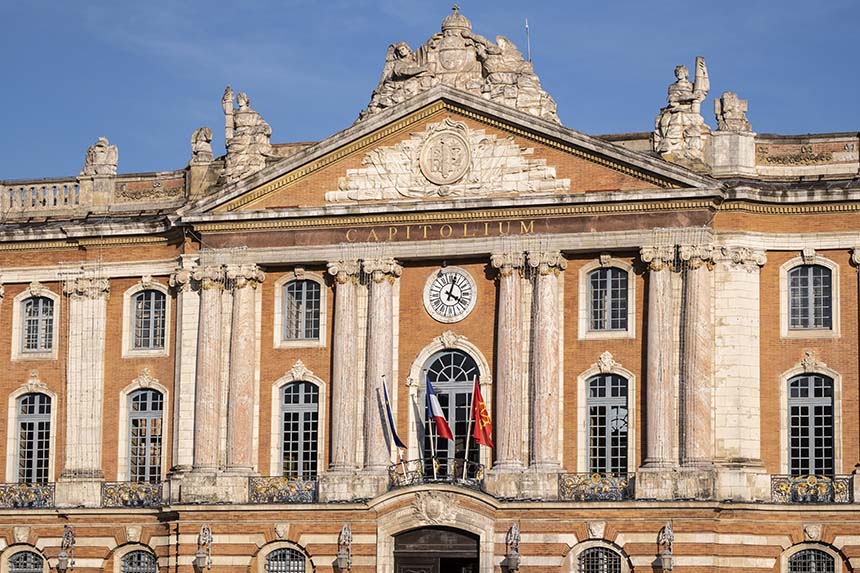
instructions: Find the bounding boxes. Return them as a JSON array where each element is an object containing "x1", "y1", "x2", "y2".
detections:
[
  {"x1": 362, "y1": 258, "x2": 402, "y2": 283},
  {"x1": 678, "y1": 244, "x2": 714, "y2": 269},
  {"x1": 225, "y1": 264, "x2": 266, "y2": 289},
  {"x1": 639, "y1": 245, "x2": 675, "y2": 271},
  {"x1": 526, "y1": 251, "x2": 567, "y2": 275},
  {"x1": 63, "y1": 277, "x2": 110, "y2": 299},
  {"x1": 490, "y1": 252, "x2": 525, "y2": 277},
  {"x1": 326, "y1": 260, "x2": 361, "y2": 284}
]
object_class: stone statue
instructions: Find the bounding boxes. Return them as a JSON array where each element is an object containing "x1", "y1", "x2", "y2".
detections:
[
  {"x1": 190, "y1": 127, "x2": 214, "y2": 164},
  {"x1": 81, "y1": 137, "x2": 118, "y2": 176},
  {"x1": 657, "y1": 521, "x2": 674, "y2": 553},
  {"x1": 505, "y1": 522, "x2": 520, "y2": 555},
  {"x1": 652, "y1": 57, "x2": 711, "y2": 163},
  {"x1": 222, "y1": 88, "x2": 273, "y2": 183},
  {"x1": 338, "y1": 523, "x2": 352, "y2": 554},
  {"x1": 359, "y1": 7, "x2": 558, "y2": 124},
  {"x1": 715, "y1": 91, "x2": 751, "y2": 132}
]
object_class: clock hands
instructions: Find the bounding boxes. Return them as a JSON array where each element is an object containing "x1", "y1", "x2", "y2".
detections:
[{"x1": 444, "y1": 283, "x2": 461, "y2": 303}]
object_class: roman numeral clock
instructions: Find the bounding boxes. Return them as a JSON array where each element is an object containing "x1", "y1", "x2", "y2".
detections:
[{"x1": 423, "y1": 266, "x2": 477, "y2": 323}]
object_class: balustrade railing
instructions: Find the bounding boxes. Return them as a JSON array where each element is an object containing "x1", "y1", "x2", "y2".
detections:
[
  {"x1": 771, "y1": 474, "x2": 852, "y2": 504},
  {"x1": 388, "y1": 458, "x2": 485, "y2": 491},
  {"x1": 0, "y1": 483, "x2": 55, "y2": 508},
  {"x1": 101, "y1": 481, "x2": 162, "y2": 508},
  {"x1": 3, "y1": 180, "x2": 80, "y2": 212},
  {"x1": 558, "y1": 473, "x2": 633, "y2": 501},
  {"x1": 248, "y1": 477, "x2": 317, "y2": 503}
]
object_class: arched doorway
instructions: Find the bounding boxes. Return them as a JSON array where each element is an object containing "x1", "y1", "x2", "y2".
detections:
[{"x1": 394, "y1": 527, "x2": 478, "y2": 573}]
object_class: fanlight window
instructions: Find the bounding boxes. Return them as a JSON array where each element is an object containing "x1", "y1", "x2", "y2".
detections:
[
  {"x1": 788, "y1": 549, "x2": 835, "y2": 573},
  {"x1": 788, "y1": 374, "x2": 834, "y2": 476},
  {"x1": 578, "y1": 547, "x2": 622, "y2": 573},
  {"x1": 22, "y1": 296, "x2": 54, "y2": 352},
  {"x1": 17, "y1": 392, "x2": 51, "y2": 484},
  {"x1": 129, "y1": 389, "x2": 164, "y2": 483},
  {"x1": 587, "y1": 374, "x2": 629, "y2": 475},
  {"x1": 283, "y1": 280, "x2": 321, "y2": 341},
  {"x1": 121, "y1": 551, "x2": 157, "y2": 573},
  {"x1": 9, "y1": 552, "x2": 44, "y2": 573},
  {"x1": 788, "y1": 265, "x2": 832, "y2": 329},
  {"x1": 281, "y1": 382, "x2": 319, "y2": 480},
  {"x1": 588, "y1": 267, "x2": 628, "y2": 331},
  {"x1": 265, "y1": 548, "x2": 307, "y2": 573},
  {"x1": 132, "y1": 290, "x2": 167, "y2": 350}
]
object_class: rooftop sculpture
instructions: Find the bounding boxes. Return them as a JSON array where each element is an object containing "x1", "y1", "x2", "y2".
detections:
[{"x1": 652, "y1": 57, "x2": 710, "y2": 163}]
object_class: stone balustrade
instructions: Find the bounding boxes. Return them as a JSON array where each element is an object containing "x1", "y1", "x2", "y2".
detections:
[{"x1": 3, "y1": 179, "x2": 80, "y2": 212}]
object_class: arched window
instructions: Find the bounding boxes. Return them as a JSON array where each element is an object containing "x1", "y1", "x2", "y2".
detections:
[
  {"x1": 788, "y1": 374, "x2": 834, "y2": 476},
  {"x1": 132, "y1": 290, "x2": 167, "y2": 350},
  {"x1": 281, "y1": 382, "x2": 319, "y2": 480},
  {"x1": 422, "y1": 349, "x2": 480, "y2": 476},
  {"x1": 587, "y1": 374, "x2": 628, "y2": 475},
  {"x1": 17, "y1": 393, "x2": 51, "y2": 484},
  {"x1": 578, "y1": 547, "x2": 622, "y2": 573},
  {"x1": 788, "y1": 265, "x2": 832, "y2": 330},
  {"x1": 265, "y1": 547, "x2": 307, "y2": 573},
  {"x1": 129, "y1": 389, "x2": 164, "y2": 483},
  {"x1": 121, "y1": 551, "x2": 157, "y2": 573},
  {"x1": 283, "y1": 280, "x2": 321, "y2": 341},
  {"x1": 788, "y1": 549, "x2": 834, "y2": 573},
  {"x1": 8, "y1": 551, "x2": 44, "y2": 573},
  {"x1": 22, "y1": 296, "x2": 54, "y2": 353},
  {"x1": 588, "y1": 267, "x2": 628, "y2": 331}
]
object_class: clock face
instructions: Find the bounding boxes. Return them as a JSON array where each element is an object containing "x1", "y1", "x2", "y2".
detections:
[{"x1": 423, "y1": 267, "x2": 477, "y2": 323}]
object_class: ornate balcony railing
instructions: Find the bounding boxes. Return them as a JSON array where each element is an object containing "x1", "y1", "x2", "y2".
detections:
[
  {"x1": 388, "y1": 458, "x2": 485, "y2": 491},
  {"x1": 771, "y1": 474, "x2": 852, "y2": 504},
  {"x1": 558, "y1": 473, "x2": 633, "y2": 501},
  {"x1": 248, "y1": 477, "x2": 317, "y2": 503},
  {"x1": 101, "y1": 481, "x2": 162, "y2": 508},
  {"x1": 0, "y1": 483, "x2": 55, "y2": 508}
]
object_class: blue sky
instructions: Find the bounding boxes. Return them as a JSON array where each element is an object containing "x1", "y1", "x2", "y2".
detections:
[{"x1": 1, "y1": 0, "x2": 857, "y2": 180}]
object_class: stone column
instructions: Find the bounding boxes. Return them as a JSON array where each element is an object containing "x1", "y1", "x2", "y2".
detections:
[
  {"x1": 679, "y1": 245, "x2": 715, "y2": 468},
  {"x1": 491, "y1": 252, "x2": 526, "y2": 470},
  {"x1": 56, "y1": 277, "x2": 109, "y2": 507},
  {"x1": 363, "y1": 258, "x2": 401, "y2": 473},
  {"x1": 327, "y1": 260, "x2": 362, "y2": 472},
  {"x1": 191, "y1": 266, "x2": 225, "y2": 472},
  {"x1": 526, "y1": 251, "x2": 566, "y2": 470},
  {"x1": 225, "y1": 264, "x2": 265, "y2": 473},
  {"x1": 640, "y1": 245, "x2": 676, "y2": 469}
]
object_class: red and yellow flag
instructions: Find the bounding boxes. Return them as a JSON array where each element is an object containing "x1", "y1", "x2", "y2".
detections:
[{"x1": 471, "y1": 377, "x2": 494, "y2": 448}]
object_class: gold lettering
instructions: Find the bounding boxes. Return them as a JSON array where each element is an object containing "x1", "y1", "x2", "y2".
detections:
[
  {"x1": 520, "y1": 220, "x2": 535, "y2": 234},
  {"x1": 498, "y1": 221, "x2": 510, "y2": 236},
  {"x1": 462, "y1": 223, "x2": 475, "y2": 238},
  {"x1": 405, "y1": 226, "x2": 411, "y2": 240},
  {"x1": 388, "y1": 227, "x2": 398, "y2": 241},
  {"x1": 368, "y1": 228, "x2": 380, "y2": 242},
  {"x1": 439, "y1": 224, "x2": 453, "y2": 238},
  {"x1": 484, "y1": 222, "x2": 490, "y2": 236},
  {"x1": 346, "y1": 229, "x2": 357, "y2": 242},
  {"x1": 420, "y1": 225, "x2": 432, "y2": 239}
]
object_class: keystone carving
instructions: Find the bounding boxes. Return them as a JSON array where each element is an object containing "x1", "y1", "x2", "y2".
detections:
[
  {"x1": 801, "y1": 247, "x2": 816, "y2": 265},
  {"x1": 587, "y1": 521, "x2": 606, "y2": 539},
  {"x1": 283, "y1": 360, "x2": 313, "y2": 383},
  {"x1": 126, "y1": 526, "x2": 142, "y2": 543},
  {"x1": 596, "y1": 351, "x2": 616, "y2": 374},
  {"x1": 803, "y1": 523, "x2": 822, "y2": 541},
  {"x1": 133, "y1": 368, "x2": 158, "y2": 389},
  {"x1": 799, "y1": 349, "x2": 826, "y2": 373}
]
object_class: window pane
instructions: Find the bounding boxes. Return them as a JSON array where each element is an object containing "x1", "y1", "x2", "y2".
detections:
[
  {"x1": 283, "y1": 280, "x2": 321, "y2": 340},
  {"x1": 579, "y1": 547, "x2": 622, "y2": 573},
  {"x1": 789, "y1": 265, "x2": 832, "y2": 329},
  {"x1": 788, "y1": 375, "x2": 834, "y2": 476},
  {"x1": 587, "y1": 375, "x2": 628, "y2": 475},
  {"x1": 589, "y1": 268, "x2": 628, "y2": 331},
  {"x1": 281, "y1": 382, "x2": 319, "y2": 479},
  {"x1": 22, "y1": 297, "x2": 54, "y2": 352},
  {"x1": 133, "y1": 290, "x2": 166, "y2": 350},
  {"x1": 9, "y1": 552, "x2": 44, "y2": 573},
  {"x1": 122, "y1": 551, "x2": 157, "y2": 573},
  {"x1": 129, "y1": 389, "x2": 164, "y2": 483},
  {"x1": 265, "y1": 548, "x2": 306, "y2": 573},
  {"x1": 788, "y1": 549, "x2": 834, "y2": 573},
  {"x1": 17, "y1": 393, "x2": 51, "y2": 484}
]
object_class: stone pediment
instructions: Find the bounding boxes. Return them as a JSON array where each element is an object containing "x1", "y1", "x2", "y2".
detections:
[{"x1": 325, "y1": 118, "x2": 569, "y2": 202}]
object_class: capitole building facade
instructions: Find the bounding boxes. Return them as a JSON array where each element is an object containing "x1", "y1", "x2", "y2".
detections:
[{"x1": 1, "y1": 7, "x2": 860, "y2": 573}]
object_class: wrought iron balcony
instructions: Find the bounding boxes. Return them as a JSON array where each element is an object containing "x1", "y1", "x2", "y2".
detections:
[
  {"x1": 248, "y1": 477, "x2": 317, "y2": 503},
  {"x1": 101, "y1": 481, "x2": 162, "y2": 507},
  {"x1": 388, "y1": 458, "x2": 485, "y2": 491},
  {"x1": 771, "y1": 474, "x2": 852, "y2": 504},
  {"x1": 558, "y1": 473, "x2": 633, "y2": 501},
  {"x1": 0, "y1": 483, "x2": 55, "y2": 508}
]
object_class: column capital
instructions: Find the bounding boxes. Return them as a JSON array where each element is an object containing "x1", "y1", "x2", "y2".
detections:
[
  {"x1": 63, "y1": 277, "x2": 110, "y2": 299},
  {"x1": 490, "y1": 252, "x2": 525, "y2": 277},
  {"x1": 714, "y1": 246, "x2": 767, "y2": 272},
  {"x1": 225, "y1": 264, "x2": 266, "y2": 289},
  {"x1": 192, "y1": 265, "x2": 226, "y2": 290},
  {"x1": 169, "y1": 268, "x2": 196, "y2": 292},
  {"x1": 640, "y1": 245, "x2": 675, "y2": 271},
  {"x1": 678, "y1": 244, "x2": 715, "y2": 269},
  {"x1": 327, "y1": 259, "x2": 361, "y2": 284},
  {"x1": 526, "y1": 251, "x2": 567, "y2": 275},
  {"x1": 362, "y1": 258, "x2": 402, "y2": 283}
]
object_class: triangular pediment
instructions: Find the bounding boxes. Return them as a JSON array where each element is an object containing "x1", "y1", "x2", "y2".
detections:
[{"x1": 184, "y1": 86, "x2": 719, "y2": 217}]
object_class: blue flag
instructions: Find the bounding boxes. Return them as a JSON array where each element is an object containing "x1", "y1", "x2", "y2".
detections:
[{"x1": 382, "y1": 379, "x2": 407, "y2": 449}]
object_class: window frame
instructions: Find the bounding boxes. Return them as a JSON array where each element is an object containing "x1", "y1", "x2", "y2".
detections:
[
  {"x1": 116, "y1": 372, "x2": 170, "y2": 482},
  {"x1": 781, "y1": 544, "x2": 845, "y2": 573},
  {"x1": 5, "y1": 381, "x2": 57, "y2": 484},
  {"x1": 566, "y1": 541, "x2": 631, "y2": 573},
  {"x1": 11, "y1": 287, "x2": 60, "y2": 362},
  {"x1": 256, "y1": 542, "x2": 313, "y2": 573},
  {"x1": 273, "y1": 273, "x2": 327, "y2": 349},
  {"x1": 585, "y1": 373, "x2": 630, "y2": 476},
  {"x1": 578, "y1": 258, "x2": 636, "y2": 340},
  {"x1": 120, "y1": 551, "x2": 158, "y2": 573},
  {"x1": 279, "y1": 381, "x2": 320, "y2": 481},
  {"x1": 270, "y1": 362, "x2": 327, "y2": 478},
  {"x1": 122, "y1": 281, "x2": 171, "y2": 358},
  {"x1": 111, "y1": 545, "x2": 159, "y2": 573},
  {"x1": 779, "y1": 255, "x2": 840, "y2": 339},
  {"x1": 127, "y1": 389, "x2": 165, "y2": 484},
  {"x1": 3, "y1": 550, "x2": 47, "y2": 573}
]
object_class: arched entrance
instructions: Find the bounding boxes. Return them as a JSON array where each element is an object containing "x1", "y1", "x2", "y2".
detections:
[{"x1": 394, "y1": 527, "x2": 479, "y2": 573}]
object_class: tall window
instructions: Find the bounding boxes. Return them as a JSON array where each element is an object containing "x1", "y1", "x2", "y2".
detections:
[
  {"x1": 129, "y1": 389, "x2": 163, "y2": 483},
  {"x1": 265, "y1": 548, "x2": 306, "y2": 573},
  {"x1": 17, "y1": 393, "x2": 51, "y2": 484},
  {"x1": 283, "y1": 280, "x2": 321, "y2": 341},
  {"x1": 789, "y1": 265, "x2": 832, "y2": 329},
  {"x1": 587, "y1": 374, "x2": 628, "y2": 475},
  {"x1": 578, "y1": 547, "x2": 622, "y2": 573},
  {"x1": 281, "y1": 382, "x2": 319, "y2": 480},
  {"x1": 788, "y1": 374, "x2": 834, "y2": 476},
  {"x1": 788, "y1": 549, "x2": 834, "y2": 573},
  {"x1": 588, "y1": 267, "x2": 628, "y2": 331},
  {"x1": 121, "y1": 551, "x2": 157, "y2": 573},
  {"x1": 132, "y1": 290, "x2": 167, "y2": 350},
  {"x1": 422, "y1": 349, "x2": 480, "y2": 476},
  {"x1": 22, "y1": 296, "x2": 54, "y2": 352},
  {"x1": 8, "y1": 552, "x2": 44, "y2": 573}
]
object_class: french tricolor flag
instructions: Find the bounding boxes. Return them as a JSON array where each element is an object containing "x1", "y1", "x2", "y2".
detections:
[{"x1": 426, "y1": 378, "x2": 454, "y2": 440}]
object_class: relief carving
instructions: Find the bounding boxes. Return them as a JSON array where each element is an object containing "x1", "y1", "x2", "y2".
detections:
[{"x1": 411, "y1": 491, "x2": 457, "y2": 525}]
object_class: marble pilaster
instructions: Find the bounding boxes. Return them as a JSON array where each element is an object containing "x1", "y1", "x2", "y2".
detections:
[{"x1": 225, "y1": 264, "x2": 265, "y2": 473}]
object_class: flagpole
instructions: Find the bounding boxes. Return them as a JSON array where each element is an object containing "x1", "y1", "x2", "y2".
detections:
[
  {"x1": 383, "y1": 375, "x2": 408, "y2": 477},
  {"x1": 425, "y1": 370, "x2": 438, "y2": 479},
  {"x1": 463, "y1": 375, "x2": 477, "y2": 480}
]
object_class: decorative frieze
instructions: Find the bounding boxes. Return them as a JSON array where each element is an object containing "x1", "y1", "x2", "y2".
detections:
[{"x1": 640, "y1": 245, "x2": 675, "y2": 271}]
